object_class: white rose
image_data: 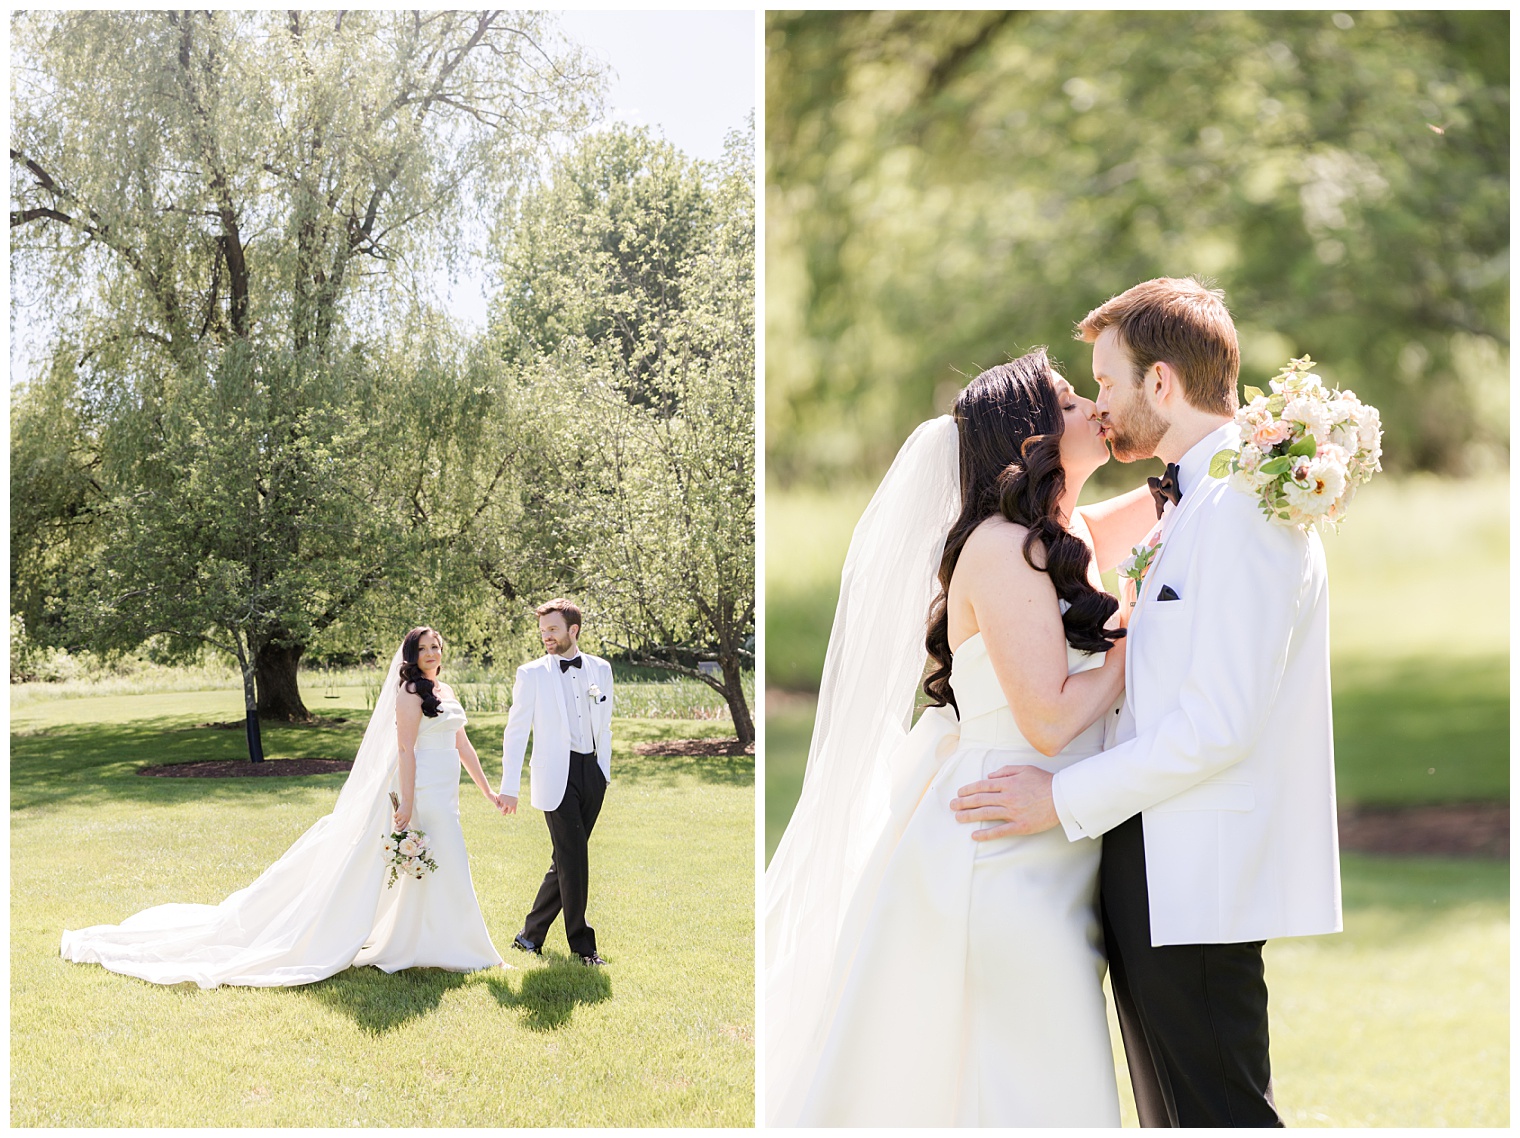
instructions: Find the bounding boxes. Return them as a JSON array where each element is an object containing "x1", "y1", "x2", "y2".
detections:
[
  {"x1": 398, "y1": 837, "x2": 420, "y2": 858},
  {"x1": 1229, "y1": 470, "x2": 1262, "y2": 499},
  {"x1": 1355, "y1": 405, "x2": 1382, "y2": 452},
  {"x1": 1283, "y1": 394, "x2": 1333, "y2": 442},
  {"x1": 587, "y1": 683, "x2": 602, "y2": 701}
]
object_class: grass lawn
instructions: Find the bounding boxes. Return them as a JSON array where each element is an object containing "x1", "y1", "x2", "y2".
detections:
[
  {"x1": 1101, "y1": 855, "x2": 1508, "y2": 1127},
  {"x1": 765, "y1": 474, "x2": 1507, "y2": 1126},
  {"x1": 12, "y1": 683, "x2": 754, "y2": 1127}
]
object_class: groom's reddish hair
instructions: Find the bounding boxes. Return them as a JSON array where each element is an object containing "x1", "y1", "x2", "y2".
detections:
[
  {"x1": 1076, "y1": 277, "x2": 1240, "y2": 415},
  {"x1": 535, "y1": 597, "x2": 583, "y2": 634}
]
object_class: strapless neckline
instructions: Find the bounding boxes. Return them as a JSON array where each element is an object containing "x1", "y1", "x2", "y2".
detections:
[{"x1": 950, "y1": 631, "x2": 985, "y2": 657}]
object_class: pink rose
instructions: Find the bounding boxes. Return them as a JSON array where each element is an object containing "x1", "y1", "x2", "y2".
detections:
[{"x1": 1251, "y1": 420, "x2": 1294, "y2": 448}]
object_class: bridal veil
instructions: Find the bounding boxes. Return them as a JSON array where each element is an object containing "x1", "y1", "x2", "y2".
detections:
[
  {"x1": 764, "y1": 416, "x2": 962, "y2": 1123},
  {"x1": 61, "y1": 649, "x2": 407, "y2": 988}
]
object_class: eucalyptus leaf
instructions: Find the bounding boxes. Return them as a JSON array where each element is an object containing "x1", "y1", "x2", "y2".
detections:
[
  {"x1": 1243, "y1": 385, "x2": 1266, "y2": 403},
  {"x1": 1209, "y1": 450, "x2": 1238, "y2": 479}
]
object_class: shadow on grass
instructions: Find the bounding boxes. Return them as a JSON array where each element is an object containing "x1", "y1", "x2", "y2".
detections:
[
  {"x1": 484, "y1": 955, "x2": 612, "y2": 1031},
  {"x1": 298, "y1": 966, "x2": 472, "y2": 1033},
  {"x1": 1331, "y1": 652, "x2": 1508, "y2": 804}
]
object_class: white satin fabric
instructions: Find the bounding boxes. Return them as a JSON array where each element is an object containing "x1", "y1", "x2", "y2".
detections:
[
  {"x1": 357, "y1": 698, "x2": 501, "y2": 972},
  {"x1": 61, "y1": 652, "x2": 501, "y2": 987},
  {"x1": 784, "y1": 634, "x2": 1121, "y2": 1127}
]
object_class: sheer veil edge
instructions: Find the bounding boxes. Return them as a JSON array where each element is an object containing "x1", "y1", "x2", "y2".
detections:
[
  {"x1": 59, "y1": 648, "x2": 407, "y2": 988},
  {"x1": 763, "y1": 415, "x2": 962, "y2": 1123}
]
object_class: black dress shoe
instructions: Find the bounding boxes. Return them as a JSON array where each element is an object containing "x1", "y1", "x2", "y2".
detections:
[
  {"x1": 579, "y1": 951, "x2": 607, "y2": 966},
  {"x1": 512, "y1": 933, "x2": 541, "y2": 955}
]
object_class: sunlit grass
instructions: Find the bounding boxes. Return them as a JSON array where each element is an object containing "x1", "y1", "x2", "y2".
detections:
[{"x1": 12, "y1": 687, "x2": 754, "y2": 1126}]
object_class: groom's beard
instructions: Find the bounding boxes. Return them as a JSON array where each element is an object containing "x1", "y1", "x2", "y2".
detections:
[{"x1": 1104, "y1": 398, "x2": 1169, "y2": 463}]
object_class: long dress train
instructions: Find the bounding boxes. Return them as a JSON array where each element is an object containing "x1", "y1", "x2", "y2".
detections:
[{"x1": 60, "y1": 653, "x2": 501, "y2": 988}]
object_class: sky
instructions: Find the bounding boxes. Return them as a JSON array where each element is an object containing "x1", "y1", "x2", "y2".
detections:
[
  {"x1": 560, "y1": 9, "x2": 756, "y2": 164},
  {"x1": 443, "y1": 9, "x2": 757, "y2": 329}
]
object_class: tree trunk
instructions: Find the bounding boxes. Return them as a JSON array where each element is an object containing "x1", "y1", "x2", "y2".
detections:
[
  {"x1": 255, "y1": 638, "x2": 312, "y2": 722},
  {"x1": 232, "y1": 631, "x2": 265, "y2": 762},
  {"x1": 720, "y1": 656, "x2": 755, "y2": 747}
]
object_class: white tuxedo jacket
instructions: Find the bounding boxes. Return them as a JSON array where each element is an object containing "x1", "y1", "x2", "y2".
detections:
[
  {"x1": 1054, "y1": 425, "x2": 1342, "y2": 946},
  {"x1": 500, "y1": 652, "x2": 614, "y2": 812}
]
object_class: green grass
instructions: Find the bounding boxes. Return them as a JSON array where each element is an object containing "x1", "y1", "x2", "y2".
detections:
[
  {"x1": 12, "y1": 682, "x2": 754, "y2": 1127},
  {"x1": 1100, "y1": 855, "x2": 1508, "y2": 1127}
]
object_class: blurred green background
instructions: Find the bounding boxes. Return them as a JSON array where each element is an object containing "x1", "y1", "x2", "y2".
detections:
[{"x1": 763, "y1": 11, "x2": 1507, "y2": 1127}]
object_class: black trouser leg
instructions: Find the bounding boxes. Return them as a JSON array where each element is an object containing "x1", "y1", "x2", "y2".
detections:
[
  {"x1": 521, "y1": 752, "x2": 606, "y2": 957},
  {"x1": 1101, "y1": 813, "x2": 1282, "y2": 1128}
]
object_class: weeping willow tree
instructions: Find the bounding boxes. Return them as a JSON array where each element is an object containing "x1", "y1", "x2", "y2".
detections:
[{"x1": 11, "y1": 10, "x2": 602, "y2": 757}]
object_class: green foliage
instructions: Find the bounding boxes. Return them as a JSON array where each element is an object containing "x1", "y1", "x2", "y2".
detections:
[
  {"x1": 10, "y1": 11, "x2": 604, "y2": 719},
  {"x1": 491, "y1": 122, "x2": 757, "y2": 741},
  {"x1": 12, "y1": 691, "x2": 753, "y2": 1126},
  {"x1": 766, "y1": 11, "x2": 1509, "y2": 485}
]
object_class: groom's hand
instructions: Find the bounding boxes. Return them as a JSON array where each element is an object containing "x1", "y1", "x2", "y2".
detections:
[
  {"x1": 497, "y1": 794, "x2": 518, "y2": 815},
  {"x1": 950, "y1": 765, "x2": 1058, "y2": 839}
]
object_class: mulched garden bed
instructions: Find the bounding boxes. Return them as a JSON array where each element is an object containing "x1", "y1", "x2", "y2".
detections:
[
  {"x1": 191, "y1": 718, "x2": 351, "y2": 730},
  {"x1": 139, "y1": 758, "x2": 354, "y2": 777},
  {"x1": 1338, "y1": 803, "x2": 1507, "y2": 859},
  {"x1": 632, "y1": 738, "x2": 755, "y2": 757}
]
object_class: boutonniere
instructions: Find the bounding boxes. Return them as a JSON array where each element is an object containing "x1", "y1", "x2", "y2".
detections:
[
  {"x1": 587, "y1": 683, "x2": 604, "y2": 702},
  {"x1": 1117, "y1": 537, "x2": 1163, "y2": 606}
]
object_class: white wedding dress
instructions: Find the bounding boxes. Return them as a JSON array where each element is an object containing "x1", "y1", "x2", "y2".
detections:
[
  {"x1": 791, "y1": 633, "x2": 1120, "y2": 1127},
  {"x1": 60, "y1": 652, "x2": 502, "y2": 987},
  {"x1": 356, "y1": 697, "x2": 500, "y2": 972},
  {"x1": 766, "y1": 416, "x2": 1122, "y2": 1126}
]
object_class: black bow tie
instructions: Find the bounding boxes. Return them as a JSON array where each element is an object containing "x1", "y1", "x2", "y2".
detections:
[
  {"x1": 1148, "y1": 463, "x2": 1183, "y2": 519},
  {"x1": 559, "y1": 656, "x2": 583, "y2": 673}
]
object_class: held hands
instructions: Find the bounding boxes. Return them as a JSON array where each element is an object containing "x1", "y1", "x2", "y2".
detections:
[
  {"x1": 493, "y1": 792, "x2": 518, "y2": 816},
  {"x1": 949, "y1": 765, "x2": 1059, "y2": 840}
]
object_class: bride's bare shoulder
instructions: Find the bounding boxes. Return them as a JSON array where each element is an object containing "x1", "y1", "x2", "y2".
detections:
[{"x1": 957, "y1": 515, "x2": 1044, "y2": 582}]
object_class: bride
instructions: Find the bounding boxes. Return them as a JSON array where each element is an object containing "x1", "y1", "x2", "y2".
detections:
[
  {"x1": 61, "y1": 626, "x2": 504, "y2": 987},
  {"x1": 765, "y1": 349, "x2": 1155, "y2": 1126}
]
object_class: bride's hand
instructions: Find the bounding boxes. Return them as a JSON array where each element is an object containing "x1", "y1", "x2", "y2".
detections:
[{"x1": 393, "y1": 802, "x2": 412, "y2": 832}]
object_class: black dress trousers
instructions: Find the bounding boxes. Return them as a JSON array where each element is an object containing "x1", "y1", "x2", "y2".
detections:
[
  {"x1": 1100, "y1": 812, "x2": 1283, "y2": 1128},
  {"x1": 522, "y1": 750, "x2": 607, "y2": 957}
]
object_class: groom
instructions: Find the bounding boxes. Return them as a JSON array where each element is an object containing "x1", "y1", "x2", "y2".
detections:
[
  {"x1": 499, "y1": 598, "x2": 614, "y2": 966},
  {"x1": 951, "y1": 277, "x2": 1340, "y2": 1126}
]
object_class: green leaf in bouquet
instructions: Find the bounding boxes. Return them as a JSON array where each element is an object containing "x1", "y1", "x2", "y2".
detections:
[
  {"x1": 1209, "y1": 450, "x2": 1238, "y2": 479},
  {"x1": 1243, "y1": 385, "x2": 1265, "y2": 403},
  {"x1": 1288, "y1": 433, "x2": 1317, "y2": 458},
  {"x1": 1267, "y1": 394, "x2": 1287, "y2": 415},
  {"x1": 1261, "y1": 455, "x2": 1292, "y2": 476}
]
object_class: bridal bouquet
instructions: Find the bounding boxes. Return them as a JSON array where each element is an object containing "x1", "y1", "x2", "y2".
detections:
[
  {"x1": 384, "y1": 792, "x2": 439, "y2": 887},
  {"x1": 1209, "y1": 356, "x2": 1383, "y2": 530}
]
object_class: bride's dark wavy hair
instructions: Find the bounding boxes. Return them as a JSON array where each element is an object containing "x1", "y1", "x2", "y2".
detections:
[
  {"x1": 399, "y1": 626, "x2": 445, "y2": 718},
  {"x1": 923, "y1": 348, "x2": 1123, "y2": 714}
]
